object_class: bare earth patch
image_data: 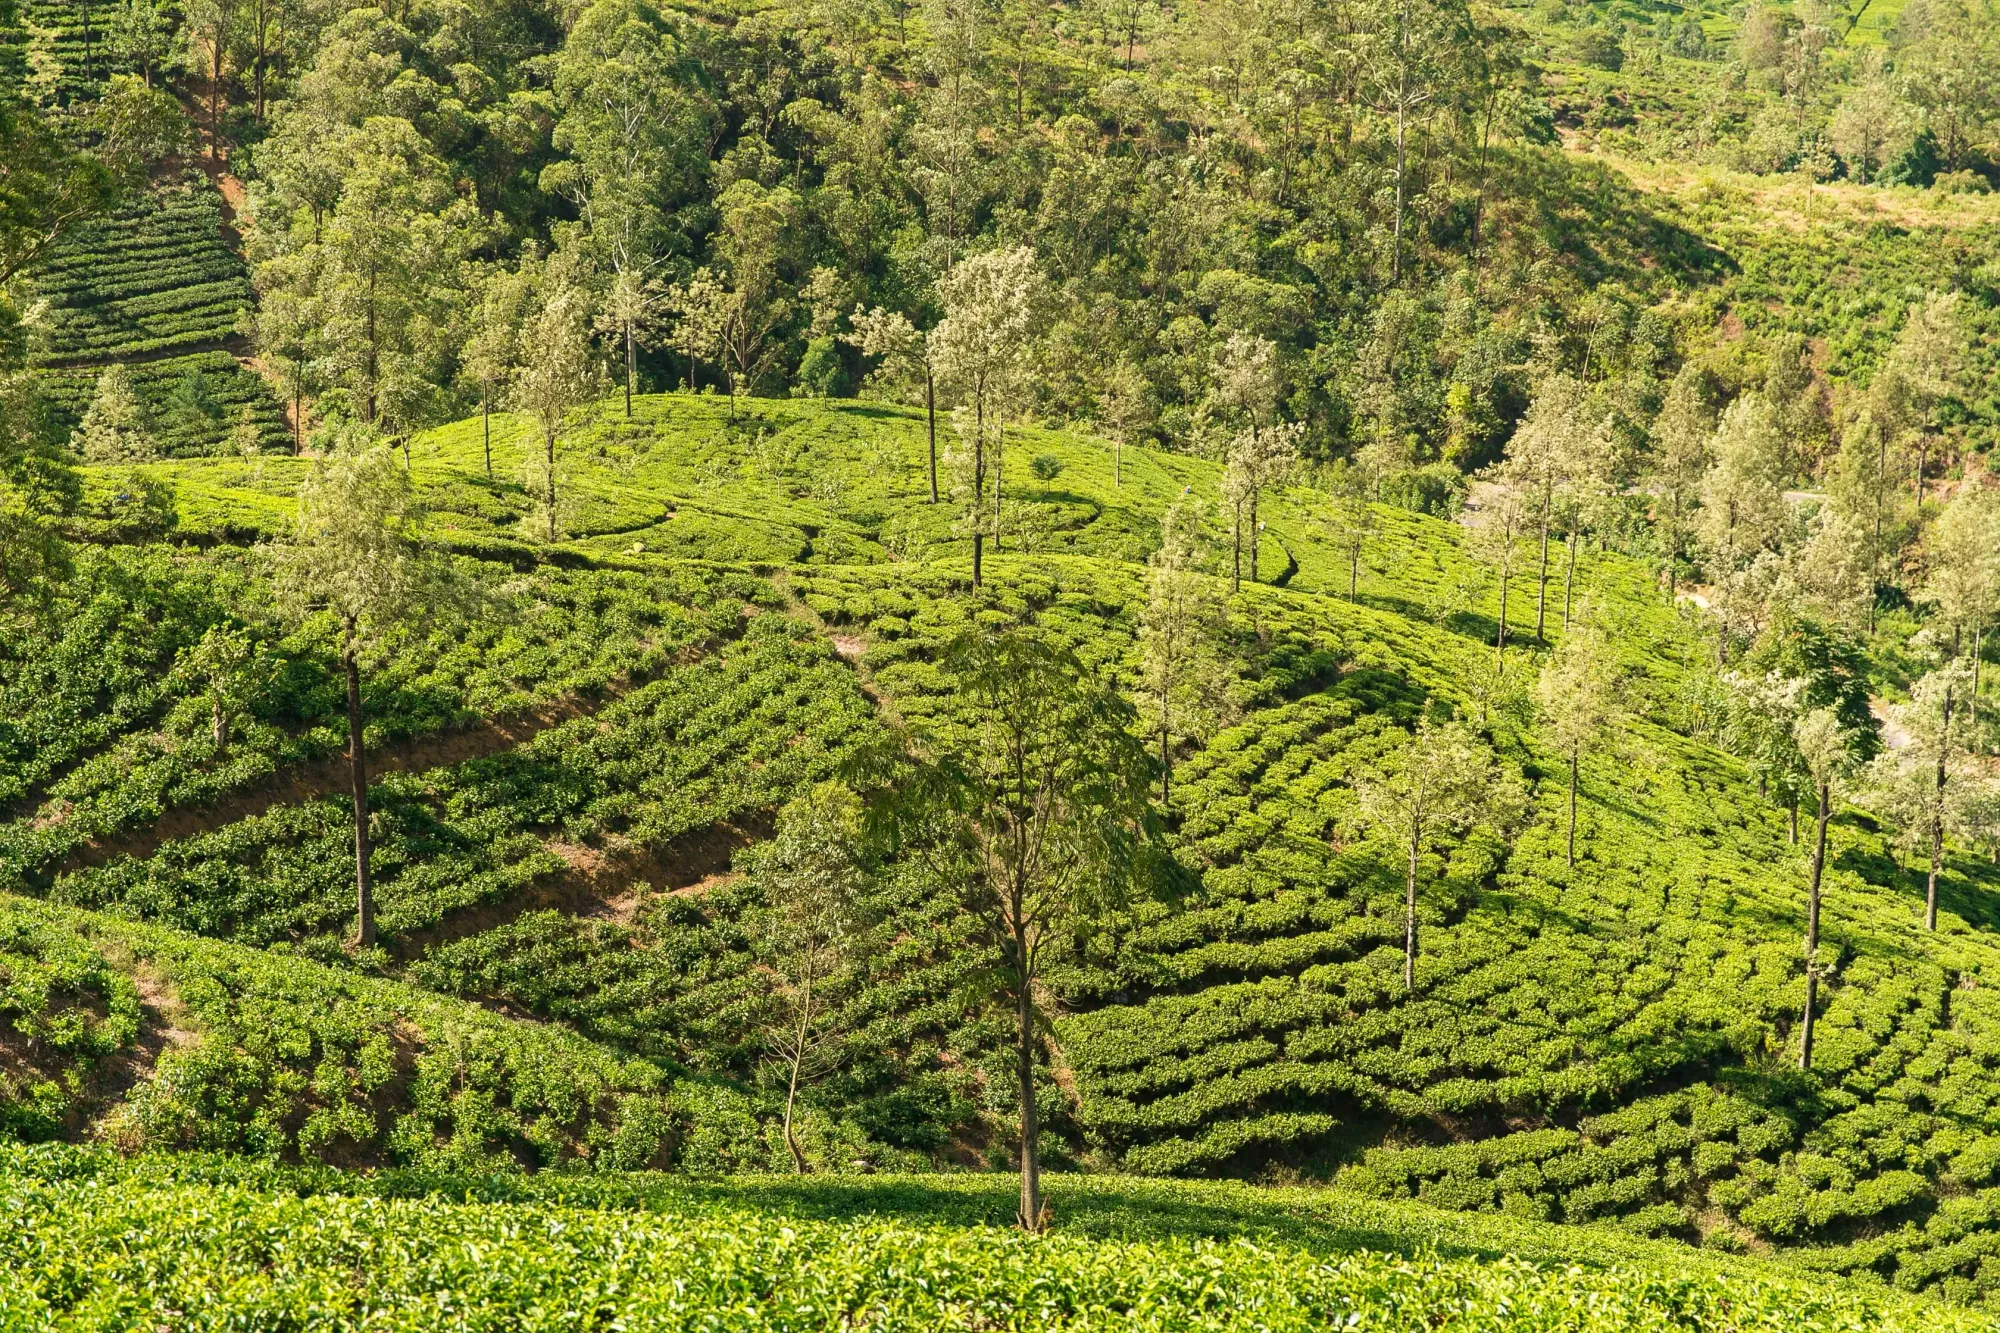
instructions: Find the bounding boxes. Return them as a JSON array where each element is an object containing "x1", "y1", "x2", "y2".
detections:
[{"x1": 57, "y1": 691, "x2": 625, "y2": 876}]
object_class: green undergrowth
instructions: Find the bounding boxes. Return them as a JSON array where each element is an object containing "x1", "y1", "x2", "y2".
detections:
[
  {"x1": 0, "y1": 892, "x2": 841, "y2": 1172},
  {"x1": 0, "y1": 1144, "x2": 1982, "y2": 1332},
  {"x1": 52, "y1": 609, "x2": 877, "y2": 954}
]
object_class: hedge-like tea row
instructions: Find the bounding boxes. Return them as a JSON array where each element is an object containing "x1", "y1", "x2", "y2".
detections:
[
  {"x1": 25, "y1": 180, "x2": 250, "y2": 366},
  {"x1": 36, "y1": 352, "x2": 290, "y2": 456},
  {"x1": 0, "y1": 547, "x2": 751, "y2": 885},
  {"x1": 0, "y1": 1160, "x2": 1984, "y2": 1332}
]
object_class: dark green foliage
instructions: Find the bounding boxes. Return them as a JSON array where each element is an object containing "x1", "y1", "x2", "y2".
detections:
[
  {"x1": 1743, "y1": 612, "x2": 1879, "y2": 759},
  {"x1": 22, "y1": 178, "x2": 250, "y2": 367},
  {"x1": 0, "y1": 895, "x2": 794, "y2": 1171},
  {"x1": 0, "y1": 910, "x2": 138, "y2": 1139}
]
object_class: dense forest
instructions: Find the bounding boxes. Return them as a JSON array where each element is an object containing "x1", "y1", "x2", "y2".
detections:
[{"x1": 9, "y1": 0, "x2": 2000, "y2": 1324}]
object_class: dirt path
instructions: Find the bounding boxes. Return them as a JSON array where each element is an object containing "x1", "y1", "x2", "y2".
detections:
[
  {"x1": 57, "y1": 692, "x2": 621, "y2": 875},
  {"x1": 390, "y1": 815, "x2": 769, "y2": 959}
]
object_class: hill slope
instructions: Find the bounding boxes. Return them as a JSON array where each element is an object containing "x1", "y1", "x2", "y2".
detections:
[{"x1": 11, "y1": 396, "x2": 2000, "y2": 1306}]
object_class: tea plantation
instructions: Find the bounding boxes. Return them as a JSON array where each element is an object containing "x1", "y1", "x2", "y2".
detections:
[
  {"x1": 16, "y1": 173, "x2": 288, "y2": 456},
  {"x1": 1, "y1": 395, "x2": 2000, "y2": 1320}
]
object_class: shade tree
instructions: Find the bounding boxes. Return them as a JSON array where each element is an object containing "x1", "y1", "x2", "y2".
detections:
[
  {"x1": 845, "y1": 304, "x2": 941, "y2": 502},
  {"x1": 1646, "y1": 364, "x2": 1715, "y2": 602},
  {"x1": 460, "y1": 262, "x2": 534, "y2": 478},
  {"x1": 713, "y1": 179, "x2": 803, "y2": 416},
  {"x1": 1828, "y1": 397, "x2": 1914, "y2": 628},
  {"x1": 1724, "y1": 668, "x2": 1810, "y2": 838},
  {"x1": 1354, "y1": 716, "x2": 1515, "y2": 990},
  {"x1": 274, "y1": 440, "x2": 463, "y2": 950},
  {"x1": 511, "y1": 262, "x2": 605, "y2": 543},
  {"x1": 1467, "y1": 482, "x2": 1531, "y2": 674},
  {"x1": 169, "y1": 623, "x2": 269, "y2": 753},
  {"x1": 257, "y1": 119, "x2": 480, "y2": 445},
  {"x1": 1318, "y1": 460, "x2": 1378, "y2": 601},
  {"x1": 896, "y1": 630, "x2": 1156, "y2": 1231},
  {"x1": 73, "y1": 364, "x2": 157, "y2": 463},
  {"x1": 1536, "y1": 613, "x2": 1620, "y2": 867},
  {"x1": 543, "y1": 0, "x2": 714, "y2": 417},
  {"x1": 664, "y1": 267, "x2": 728, "y2": 393},
  {"x1": 1097, "y1": 358, "x2": 1153, "y2": 489},
  {"x1": 1869, "y1": 658, "x2": 1975, "y2": 931},
  {"x1": 930, "y1": 246, "x2": 1048, "y2": 585},
  {"x1": 1919, "y1": 485, "x2": 2000, "y2": 738},
  {"x1": 1358, "y1": 0, "x2": 1481, "y2": 283},
  {"x1": 1221, "y1": 420, "x2": 1301, "y2": 591},
  {"x1": 1881, "y1": 292, "x2": 1966, "y2": 503},
  {"x1": 1137, "y1": 500, "x2": 1230, "y2": 804},
  {"x1": 1210, "y1": 333, "x2": 1291, "y2": 585},
  {"x1": 1793, "y1": 705, "x2": 1863, "y2": 1070},
  {"x1": 753, "y1": 781, "x2": 866, "y2": 1174},
  {"x1": 1496, "y1": 374, "x2": 1598, "y2": 641},
  {"x1": 1697, "y1": 393, "x2": 1790, "y2": 664}
]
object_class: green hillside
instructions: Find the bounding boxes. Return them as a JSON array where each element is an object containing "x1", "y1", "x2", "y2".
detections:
[
  {"x1": 9, "y1": 0, "x2": 2000, "y2": 1316},
  {"x1": 1, "y1": 398, "x2": 1998, "y2": 1312},
  {"x1": 17, "y1": 173, "x2": 289, "y2": 457}
]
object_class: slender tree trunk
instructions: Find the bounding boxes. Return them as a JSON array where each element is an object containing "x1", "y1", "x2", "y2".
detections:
[
  {"x1": 1115, "y1": 439, "x2": 1122, "y2": 487},
  {"x1": 1929, "y1": 685, "x2": 1955, "y2": 930},
  {"x1": 1495, "y1": 560, "x2": 1510, "y2": 674},
  {"x1": 625, "y1": 320, "x2": 635, "y2": 419},
  {"x1": 925, "y1": 368, "x2": 939, "y2": 503},
  {"x1": 1665, "y1": 500, "x2": 1678, "y2": 606},
  {"x1": 1927, "y1": 821, "x2": 1943, "y2": 931},
  {"x1": 1404, "y1": 832, "x2": 1419, "y2": 990},
  {"x1": 1800, "y1": 778, "x2": 1829, "y2": 1069},
  {"x1": 364, "y1": 270, "x2": 378, "y2": 424},
  {"x1": 1160, "y1": 720, "x2": 1171, "y2": 805},
  {"x1": 1231, "y1": 499, "x2": 1242, "y2": 594},
  {"x1": 1562, "y1": 530, "x2": 1579, "y2": 629},
  {"x1": 344, "y1": 630, "x2": 374, "y2": 950},
  {"x1": 481, "y1": 384, "x2": 492, "y2": 477},
  {"x1": 1013, "y1": 926, "x2": 1042, "y2": 1233},
  {"x1": 1535, "y1": 519, "x2": 1550, "y2": 640},
  {"x1": 992, "y1": 419, "x2": 1003, "y2": 551},
  {"x1": 1788, "y1": 793, "x2": 1799, "y2": 844},
  {"x1": 1248, "y1": 491, "x2": 1259, "y2": 584},
  {"x1": 544, "y1": 429, "x2": 558, "y2": 542},
  {"x1": 783, "y1": 974, "x2": 812, "y2": 1174},
  {"x1": 1567, "y1": 749, "x2": 1579, "y2": 867},
  {"x1": 972, "y1": 393, "x2": 985, "y2": 587},
  {"x1": 1392, "y1": 63, "x2": 1409, "y2": 284},
  {"x1": 1349, "y1": 547, "x2": 1360, "y2": 600},
  {"x1": 1975, "y1": 624, "x2": 1984, "y2": 754}
]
